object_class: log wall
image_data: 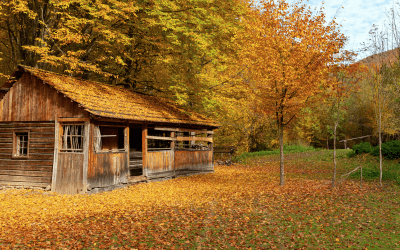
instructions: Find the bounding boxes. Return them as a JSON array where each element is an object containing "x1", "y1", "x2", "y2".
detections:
[
  {"x1": 0, "y1": 72, "x2": 88, "y2": 121},
  {"x1": 0, "y1": 122, "x2": 55, "y2": 188}
]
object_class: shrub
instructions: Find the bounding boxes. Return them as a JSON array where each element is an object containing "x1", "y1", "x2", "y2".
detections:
[
  {"x1": 352, "y1": 142, "x2": 374, "y2": 155},
  {"x1": 348, "y1": 142, "x2": 373, "y2": 157},
  {"x1": 371, "y1": 140, "x2": 400, "y2": 160}
]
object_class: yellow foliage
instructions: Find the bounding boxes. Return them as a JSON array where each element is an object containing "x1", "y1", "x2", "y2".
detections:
[{"x1": 0, "y1": 162, "x2": 375, "y2": 248}]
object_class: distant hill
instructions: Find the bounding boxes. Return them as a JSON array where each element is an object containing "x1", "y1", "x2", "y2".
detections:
[{"x1": 358, "y1": 48, "x2": 400, "y2": 68}]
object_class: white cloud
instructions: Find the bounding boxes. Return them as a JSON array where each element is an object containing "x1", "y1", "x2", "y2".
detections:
[{"x1": 284, "y1": 0, "x2": 397, "y2": 60}]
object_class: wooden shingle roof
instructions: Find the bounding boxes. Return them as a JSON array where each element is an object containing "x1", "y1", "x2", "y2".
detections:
[{"x1": 13, "y1": 66, "x2": 218, "y2": 127}]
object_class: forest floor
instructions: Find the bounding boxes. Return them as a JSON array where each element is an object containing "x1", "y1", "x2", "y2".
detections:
[{"x1": 0, "y1": 149, "x2": 399, "y2": 249}]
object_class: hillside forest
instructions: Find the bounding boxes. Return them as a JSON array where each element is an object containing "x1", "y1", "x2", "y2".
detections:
[{"x1": 0, "y1": 0, "x2": 399, "y2": 158}]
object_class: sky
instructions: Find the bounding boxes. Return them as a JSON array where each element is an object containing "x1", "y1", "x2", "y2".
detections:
[{"x1": 284, "y1": 0, "x2": 398, "y2": 61}]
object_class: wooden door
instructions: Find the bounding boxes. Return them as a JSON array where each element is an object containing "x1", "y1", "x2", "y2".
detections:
[
  {"x1": 52, "y1": 118, "x2": 89, "y2": 195},
  {"x1": 54, "y1": 153, "x2": 84, "y2": 194}
]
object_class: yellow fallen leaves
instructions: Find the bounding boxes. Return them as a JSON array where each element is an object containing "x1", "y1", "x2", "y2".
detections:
[{"x1": 0, "y1": 163, "x2": 383, "y2": 249}]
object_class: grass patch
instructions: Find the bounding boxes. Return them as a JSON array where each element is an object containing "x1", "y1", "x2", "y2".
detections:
[
  {"x1": 234, "y1": 145, "x2": 321, "y2": 163},
  {"x1": 347, "y1": 154, "x2": 400, "y2": 184}
]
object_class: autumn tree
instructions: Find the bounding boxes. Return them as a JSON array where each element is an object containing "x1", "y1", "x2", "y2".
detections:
[
  {"x1": 0, "y1": 0, "x2": 247, "y2": 112},
  {"x1": 242, "y1": 0, "x2": 354, "y2": 185},
  {"x1": 363, "y1": 14, "x2": 400, "y2": 186},
  {"x1": 327, "y1": 63, "x2": 364, "y2": 187}
]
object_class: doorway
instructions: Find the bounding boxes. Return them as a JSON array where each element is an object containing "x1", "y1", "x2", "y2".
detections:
[{"x1": 129, "y1": 126, "x2": 143, "y2": 176}]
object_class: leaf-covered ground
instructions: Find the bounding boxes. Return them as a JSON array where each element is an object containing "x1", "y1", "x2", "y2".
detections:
[{"x1": 0, "y1": 150, "x2": 399, "y2": 249}]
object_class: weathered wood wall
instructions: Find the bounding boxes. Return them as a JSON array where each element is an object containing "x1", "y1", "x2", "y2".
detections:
[
  {"x1": 0, "y1": 72, "x2": 88, "y2": 121},
  {"x1": 0, "y1": 122, "x2": 54, "y2": 188},
  {"x1": 174, "y1": 150, "x2": 213, "y2": 171},
  {"x1": 146, "y1": 150, "x2": 174, "y2": 175},
  {"x1": 53, "y1": 153, "x2": 84, "y2": 195},
  {"x1": 88, "y1": 152, "x2": 128, "y2": 189}
]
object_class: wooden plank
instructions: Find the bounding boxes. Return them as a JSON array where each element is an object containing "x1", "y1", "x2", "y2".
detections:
[
  {"x1": 0, "y1": 175, "x2": 51, "y2": 183},
  {"x1": 0, "y1": 165, "x2": 52, "y2": 171},
  {"x1": 129, "y1": 151, "x2": 142, "y2": 158},
  {"x1": 176, "y1": 136, "x2": 213, "y2": 143},
  {"x1": 88, "y1": 152, "x2": 129, "y2": 188},
  {"x1": 147, "y1": 170, "x2": 175, "y2": 179},
  {"x1": 0, "y1": 160, "x2": 53, "y2": 166},
  {"x1": 0, "y1": 132, "x2": 13, "y2": 137},
  {"x1": 128, "y1": 175, "x2": 146, "y2": 183},
  {"x1": 58, "y1": 118, "x2": 90, "y2": 122},
  {"x1": 0, "y1": 143, "x2": 13, "y2": 148},
  {"x1": 130, "y1": 160, "x2": 143, "y2": 163},
  {"x1": 30, "y1": 132, "x2": 55, "y2": 135},
  {"x1": 0, "y1": 181, "x2": 48, "y2": 188},
  {"x1": 0, "y1": 123, "x2": 55, "y2": 128},
  {"x1": 30, "y1": 133, "x2": 54, "y2": 139},
  {"x1": 0, "y1": 148, "x2": 12, "y2": 154},
  {"x1": 154, "y1": 127, "x2": 214, "y2": 134},
  {"x1": 30, "y1": 143, "x2": 55, "y2": 148},
  {"x1": 29, "y1": 138, "x2": 54, "y2": 143},
  {"x1": 174, "y1": 150, "x2": 213, "y2": 171},
  {"x1": 0, "y1": 154, "x2": 54, "y2": 160},
  {"x1": 147, "y1": 150, "x2": 173, "y2": 173},
  {"x1": 29, "y1": 148, "x2": 55, "y2": 154},
  {"x1": 0, "y1": 170, "x2": 52, "y2": 177},
  {"x1": 146, "y1": 135, "x2": 176, "y2": 141}
]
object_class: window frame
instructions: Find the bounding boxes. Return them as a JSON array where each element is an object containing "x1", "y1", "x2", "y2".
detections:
[
  {"x1": 94, "y1": 124, "x2": 127, "y2": 153},
  {"x1": 59, "y1": 123, "x2": 85, "y2": 153},
  {"x1": 12, "y1": 130, "x2": 30, "y2": 158}
]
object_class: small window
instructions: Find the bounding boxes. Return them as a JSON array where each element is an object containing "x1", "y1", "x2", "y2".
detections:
[
  {"x1": 61, "y1": 124, "x2": 84, "y2": 152},
  {"x1": 94, "y1": 126, "x2": 125, "y2": 152},
  {"x1": 13, "y1": 131, "x2": 29, "y2": 158}
]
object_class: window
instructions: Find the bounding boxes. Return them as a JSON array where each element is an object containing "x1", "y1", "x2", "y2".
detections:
[
  {"x1": 13, "y1": 131, "x2": 29, "y2": 158},
  {"x1": 94, "y1": 126, "x2": 125, "y2": 152},
  {"x1": 147, "y1": 129, "x2": 171, "y2": 151},
  {"x1": 61, "y1": 124, "x2": 84, "y2": 152}
]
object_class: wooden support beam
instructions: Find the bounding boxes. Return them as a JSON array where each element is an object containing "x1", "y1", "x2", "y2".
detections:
[
  {"x1": 146, "y1": 135, "x2": 176, "y2": 141},
  {"x1": 339, "y1": 135, "x2": 372, "y2": 142},
  {"x1": 142, "y1": 124, "x2": 147, "y2": 177},
  {"x1": 154, "y1": 127, "x2": 214, "y2": 134},
  {"x1": 176, "y1": 136, "x2": 213, "y2": 143}
]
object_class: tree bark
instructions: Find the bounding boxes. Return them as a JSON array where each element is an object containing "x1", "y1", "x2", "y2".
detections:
[{"x1": 278, "y1": 118, "x2": 285, "y2": 186}]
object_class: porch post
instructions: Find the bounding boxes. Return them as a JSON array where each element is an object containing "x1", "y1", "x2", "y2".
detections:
[{"x1": 142, "y1": 124, "x2": 147, "y2": 177}]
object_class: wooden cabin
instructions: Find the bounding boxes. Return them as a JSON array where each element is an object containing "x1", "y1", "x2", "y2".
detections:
[{"x1": 0, "y1": 66, "x2": 217, "y2": 194}]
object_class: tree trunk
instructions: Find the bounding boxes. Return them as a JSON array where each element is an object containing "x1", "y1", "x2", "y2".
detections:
[
  {"x1": 332, "y1": 121, "x2": 338, "y2": 188},
  {"x1": 279, "y1": 121, "x2": 285, "y2": 186},
  {"x1": 379, "y1": 109, "x2": 383, "y2": 187}
]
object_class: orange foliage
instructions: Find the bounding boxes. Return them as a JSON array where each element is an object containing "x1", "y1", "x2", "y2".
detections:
[{"x1": 242, "y1": 0, "x2": 354, "y2": 121}]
